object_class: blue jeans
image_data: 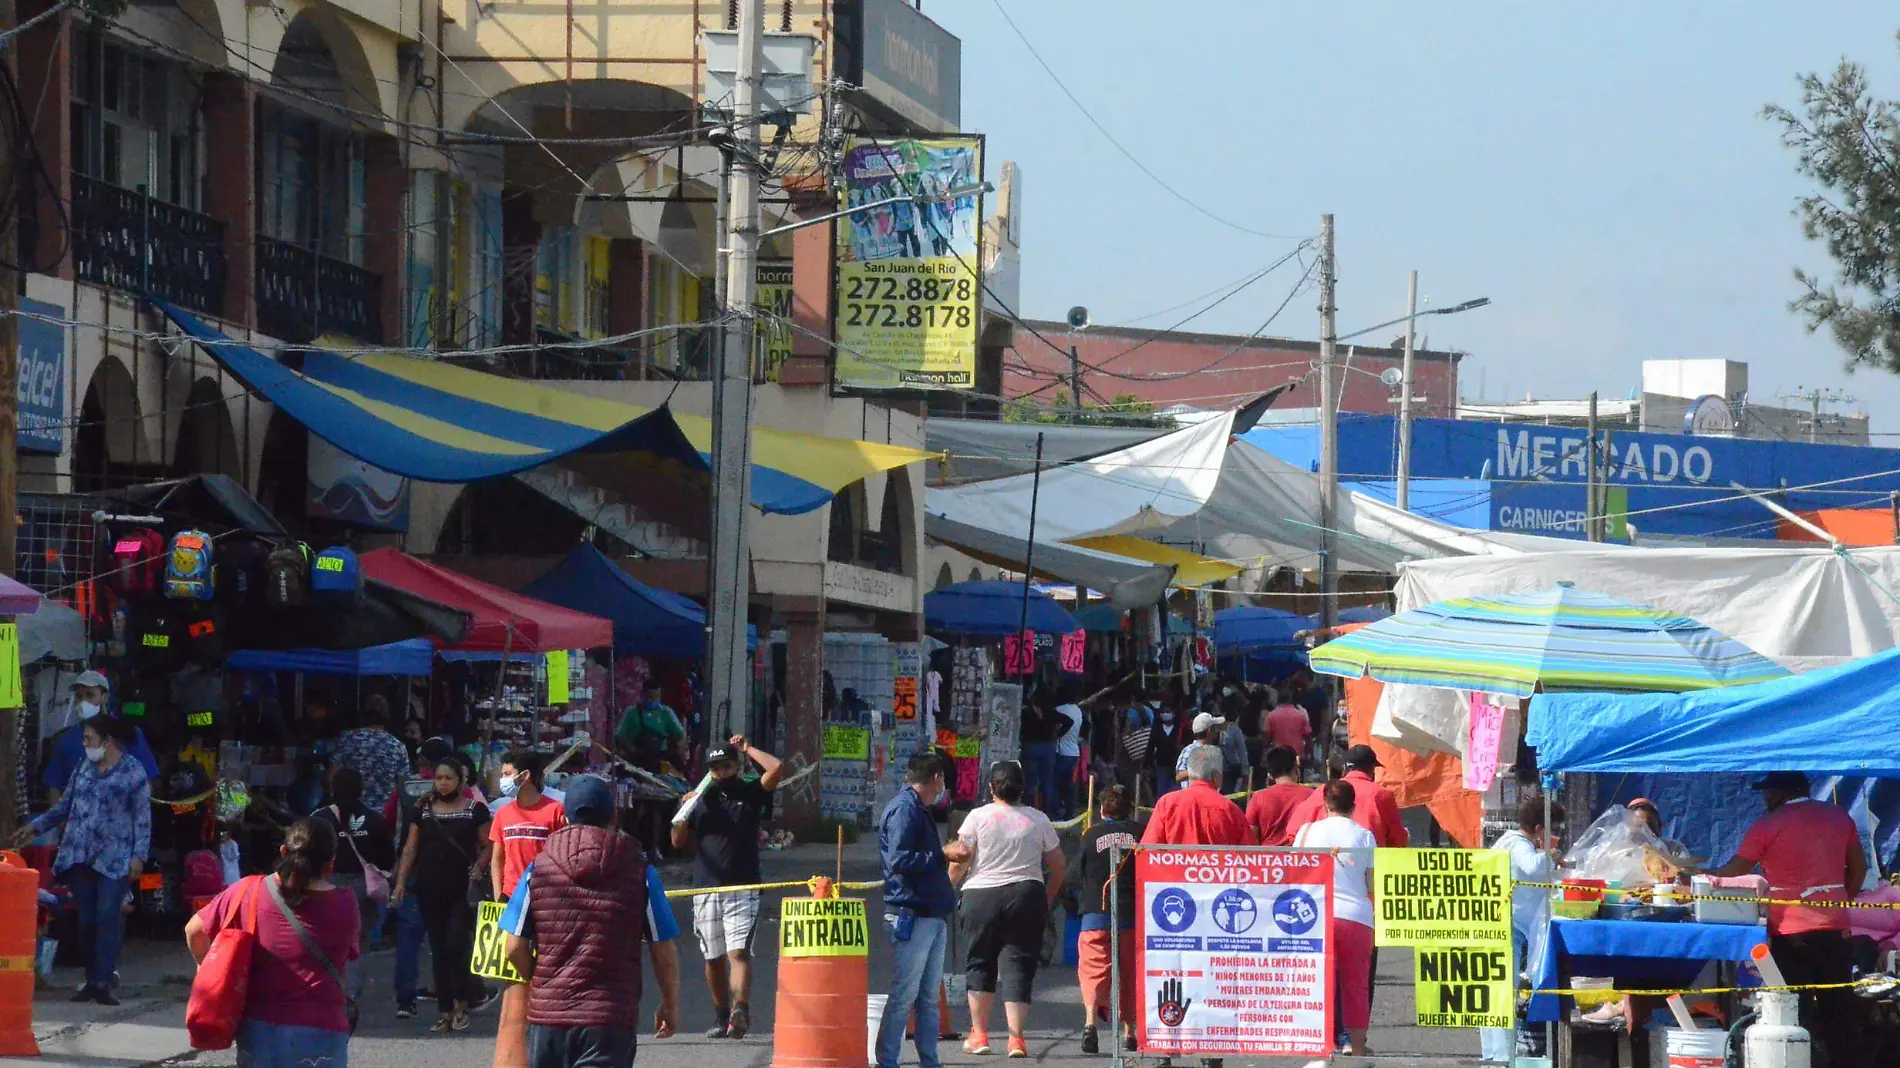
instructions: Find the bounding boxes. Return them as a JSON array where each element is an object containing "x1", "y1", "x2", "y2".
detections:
[
  {"x1": 1022, "y1": 743, "x2": 1058, "y2": 811},
  {"x1": 236, "y1": 1018, "x2": 350, "y2": 1068},
  {"x1": 392, "y1": 890, "x2": 425, "y2": 1003},
  {"x1": 876, "y1": 915, "x2": 948, "y2": 1068},
  {"x1": 63, "y1": 866, "x2": 127, "y2": 990},
  {"x1": 1051, "y1": 756, "x2": 1077, "y2": 820}
]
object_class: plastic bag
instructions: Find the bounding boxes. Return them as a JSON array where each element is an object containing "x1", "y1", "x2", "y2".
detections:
[{"x1": 1562, "y1": 804, "x2": 1669, "y2": 885}]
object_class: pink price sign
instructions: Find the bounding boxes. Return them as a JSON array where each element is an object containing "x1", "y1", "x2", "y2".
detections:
[
  {"x1": 1464, "y1": 694, "x2": 1509, "y2": 792},
  {"x1": 1003, "y1": 630, "x2": 1035, "y2": 676},
  {"x1": 1059, "y1": 630, "x2": 1085, "y2": 674}
]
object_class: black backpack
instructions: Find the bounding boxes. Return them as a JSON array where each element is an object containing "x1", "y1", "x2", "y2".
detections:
[{"x1": 265, "y1": 543, "x2": 312, "y2": 608}]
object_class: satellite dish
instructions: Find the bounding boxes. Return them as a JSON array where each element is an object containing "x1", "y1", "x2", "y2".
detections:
[
  {"x1": 1379, "y1": 367, "x2": 1404, "y2": 388},
  {"x1": 1066, "y1": 305, "x2": 1091, "y2": 330}
]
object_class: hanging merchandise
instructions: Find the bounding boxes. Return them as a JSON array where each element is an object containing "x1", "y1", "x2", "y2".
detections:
[
  {"x1": 218, "y1": 537, "x2": 273, "y2": 609},
  {"x1": 309, "y1": 546, "x2": 365, "y2": 609},
  {"x1": 265, "y1": 543, "x2": 312, "y2": 608},
  {"x1": 183, "y1": 606, "x2": 227, "y2": 667},
  {"x1": 131, "y1": 607, "x2": 189, "y2": 672},
  {"x1": 111, "y1": 528, "x2": 167, "y2": 597},
  {"x1": 164, "y1": 530, "x2": 217, "y2": 601}
]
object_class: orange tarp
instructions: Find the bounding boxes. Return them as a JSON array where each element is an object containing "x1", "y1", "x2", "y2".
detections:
[
  {"x1": 1779, "y1": 508, "x2": 1899, "y2": 547},
  {"x1": 1336, "y1": 622, "x2": 1484, "y2": 847}
]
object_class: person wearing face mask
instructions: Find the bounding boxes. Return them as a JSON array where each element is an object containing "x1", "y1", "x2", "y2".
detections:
[
  {"x1": 489, "y1": 750, "x2": 566, "y2": 1065},
  {"x1": 42, "y1": 671, "x2": 159, "y2": 802},
  {"x1": 15, "y1": 716, "x2": 151, "y2": 1006},
  {"x1": 670, "y1": 735, "x2": 782, "y2": 1040},
  {"x1": 393, "y1": 760, "x2": 493, "y2": 1031}
]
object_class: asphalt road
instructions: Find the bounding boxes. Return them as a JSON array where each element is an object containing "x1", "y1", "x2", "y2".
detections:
[{"x1": 18, "y1": 838, "x2": 1492, "y2": 1068}]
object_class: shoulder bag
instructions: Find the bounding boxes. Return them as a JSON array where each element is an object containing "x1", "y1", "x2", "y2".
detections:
[
  {"x1": 264, "y1": 874, "x2": 359, "y2": 1034},
  {"x1": 330, "y1": 805, "x2": 391, "y2": 905},
  {"x1": 184, "y1": 875, "x2": 266, "y2": 1050}
]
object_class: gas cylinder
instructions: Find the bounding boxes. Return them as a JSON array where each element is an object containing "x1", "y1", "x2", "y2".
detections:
[{"x1": 1744, "y1": 990, "x2": 1810, "y2": 1068}]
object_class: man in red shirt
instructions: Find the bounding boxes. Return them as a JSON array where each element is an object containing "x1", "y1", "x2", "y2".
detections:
[
  {"x1": 1142, "y1": 746, "x2": 1252, "y2": 849},
  {"x1": 1286, "y1": 746, "x2": 1408, "y2": 848},
  {"x1": 1244, "y1": 747, "x2": 1308, "y2": 846},
  {"x1": 1263, "y1": 697, "x2": 1311, "y2": 757},
  {"x1": 1703, "y1": 772, "x2": 1866, "y2": 1064}
]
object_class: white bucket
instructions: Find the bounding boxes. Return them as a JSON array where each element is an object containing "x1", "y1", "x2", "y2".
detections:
[
  {"x1": 1664, "y1": 1027, "x2": 1727, "y2": 1068},
  {"x1": 867, "y1": 994, "x2": 890, "y2": 1066}
]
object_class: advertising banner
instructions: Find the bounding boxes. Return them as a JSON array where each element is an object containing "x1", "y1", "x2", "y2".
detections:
[
  {"x1": 1374, "y1": 848, "x2": 1513, "y2": 947},
  {"x1": 1136, "y1": 849, "x2": 1334, "y2": 1058},
  {"x1": 835, "y1": 136, "x2": 982, "y2": 390},
  {"x1": 18, "y1": 297, "x2": 64, "y2": 454},
  {"x1": 757, "y1": 261, "x2": 794, "y2": 382}
]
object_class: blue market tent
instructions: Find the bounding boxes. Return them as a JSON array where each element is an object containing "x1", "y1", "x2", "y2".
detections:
[
  {"x1": 521, "y1": 544, "x2": 753, "y2": 658},
  {"x1": 1527, "y1": 646, "x2": 1900, "y2": 776},
  {"x1": 1307, "y1": 605, "x2": 1392, "y2": 627},
  {"x1": 1212, "y1": 606, "x2": 1308, "y2": 676},
  {"x1": 226, "y1": 638, "x2": 436, "y2": 677},
  {"x1": 1530, "y1": 647, "x2": 1900, "y2": 868},
  {"x1": 925, "y1": 580, "x2": 1080, "y2": 638}
]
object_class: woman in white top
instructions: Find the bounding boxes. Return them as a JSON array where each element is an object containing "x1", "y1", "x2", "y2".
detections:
[
  {"x1": 1293, "y1": 779, "x2": 1378, "y2": 1056},
  {"x1": 944, "y1": 762, "x2": 1068, "y2": 1059}
]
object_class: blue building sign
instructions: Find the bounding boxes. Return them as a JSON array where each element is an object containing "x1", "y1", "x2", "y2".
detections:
[
  {"x1": 18, "y1": 297, "x2": 64, "y2": 454},
  {"x1": 1246, "y1": 417, "x2": 1900, "y2": 541}
]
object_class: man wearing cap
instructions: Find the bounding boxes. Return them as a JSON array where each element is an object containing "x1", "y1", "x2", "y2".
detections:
[
  {"x1": 502, "y1": 776, "x2": 680, "y2": 1068},
  {"x1": 1702, "y1": 772, "x2": 1865, "y2": 1063},
  {"x1": 1174, "y1": 712, "x2": 1227, "y2": 785},
  {"x1": 670, "y1": 735, "x2": 782, "y2": 1040},
  {"x1": 1286, "y1": 746, "x2": 1409, "y2": 848},
  {"x1": 43, "y1": 671, "x2": 159, "y2": 801}
]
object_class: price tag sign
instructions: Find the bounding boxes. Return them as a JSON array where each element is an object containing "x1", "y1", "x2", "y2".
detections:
[
  {"x1": 894, "y1": 676, "x2": 918, "y2": 721},
  {"x1": 953, "y1": 735, "x2": 981, "y2": 759},
  {"x1": 1003, "y1": 630, "x2": 1035, "y2": 676},
  {"x1": 546, "y1": 650, "x2": 571, "y2": 704},
  {"x1": 0, "y1": 623, "x2": 20, "y2": 708},
  {"x1": 823, "y1": 726, "x2": 870, "y2": 761},
  {"x1": 1060, "y1": 630, "x2": 1085, "y2": 674}
]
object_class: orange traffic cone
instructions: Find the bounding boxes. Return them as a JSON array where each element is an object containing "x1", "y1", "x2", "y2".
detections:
[
  {"x1": 771, "y1": 884, "x2": 869, "y2": 1068},
  {"x1": 0, "y1": 850, "x2": 42, "y2": 1056}
]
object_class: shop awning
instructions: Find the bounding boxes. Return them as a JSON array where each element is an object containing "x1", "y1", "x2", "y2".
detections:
[
  {"x1": 1064, "y1": 535, "x2": 1242, "y2": 587},
  {"x1": 226, "y1": 639, "x2": 436, "y2": 677},
  {"x1": 152, "y1": 301, "x2": 934, "y2": 516},
  {"x1": 522, "y1": 543, "x2": 753, "y2": 658},
  {"x1": 1529, "y1": 646, "x2": 1900, "y2": 775},
  {"x1": 925, "y1": 579, "x2": 1081, "y2": 638},
  {"x1": 924, "y1": 514, "x2": 1176, "y2": 611},
  {"x1": 361, "y1": 549, "x2": 614, "y2": 653}
]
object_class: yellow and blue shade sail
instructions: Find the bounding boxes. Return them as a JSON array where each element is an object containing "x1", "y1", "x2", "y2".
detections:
[{"x1": 154, "y1": 301, "x2": 934, "y2": 515}]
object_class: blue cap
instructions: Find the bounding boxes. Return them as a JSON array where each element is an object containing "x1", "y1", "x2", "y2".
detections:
[{"x1": 563, "y1": 775, "x2": 616, "y2": 826}]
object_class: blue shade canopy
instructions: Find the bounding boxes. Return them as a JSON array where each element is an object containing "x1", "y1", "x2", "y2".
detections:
[
  {"x1": 1306, "y1": 605, "x2": 1392, "y2": 627},
  {"x1": 1528, "y1": 646, "x2": 1900, "y2": 775},
  {"x1": 924, "y1": 580, "x2": 1080, "y2": 638},
  {"x1": 226, "y1": 638, "x2": 436, "y2": 677},
  {"x1": 1309, "y1": 585, "x2": 1790, "y2": 698},
  {"x1": 522, "y1": 543, "x2": 753, "y2": 658},
  {"x1": 151, "y1": 301, "x2": 932, "y2": 516},
  {"x1": 1212, "y1": 606, "x2": 1308, "y2": 654}
]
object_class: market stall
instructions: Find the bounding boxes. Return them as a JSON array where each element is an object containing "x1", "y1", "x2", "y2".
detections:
[{"x1": 1211, "y1": 605, "x2": 1307, "y2": 678}]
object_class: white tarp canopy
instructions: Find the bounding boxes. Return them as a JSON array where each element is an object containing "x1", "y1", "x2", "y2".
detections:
[
  {"x1": 923, "y1": 514, "x2": 1178, "y2": 609},
  {"x1": 926, "y1": 414, "x2": 1585, "y2": 575},
  {"x1": 1373, "y1": 546, "x2": 1900, "y2": 756}
]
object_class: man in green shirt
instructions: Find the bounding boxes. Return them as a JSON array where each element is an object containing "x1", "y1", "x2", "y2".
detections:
[{"x1": 615, "y1": 683, "x2": 685, "y2": 770}]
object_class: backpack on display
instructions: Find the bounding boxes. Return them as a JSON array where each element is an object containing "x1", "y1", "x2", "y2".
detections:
[
  {"x1": 110, "y1": 528, "x2": 167, "y2": 598},
  {"x1": 164, "y1": 530, "x2": 216, "y2": 601},
  {"x1": 219, "y1": 538, "x2": 272, "y2": 608},
  {"x1": 264, "y1": 543, "x2": 311, "y2": 608},
  {"x1": 309, "y1": 546, "x2": 364, "y2": 608},
  {"x1": 131, "y1": 609, "x2": 187, "y2": 672}
]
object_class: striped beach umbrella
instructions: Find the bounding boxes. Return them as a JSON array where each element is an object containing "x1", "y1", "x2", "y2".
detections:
[{"x1": 1307, "y1": 584, "x2": 1790, "y2": 697}]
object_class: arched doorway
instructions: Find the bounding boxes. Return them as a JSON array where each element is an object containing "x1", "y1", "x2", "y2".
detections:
[
  {"x1": 71, "y1": 356, "x2": 149, "y2": 491},
  {"x1": 171, "y1": 377, "x2": 241, "y2": 480}
]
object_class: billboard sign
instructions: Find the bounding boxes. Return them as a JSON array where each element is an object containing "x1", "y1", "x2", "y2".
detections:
[
  {"x1": 18, "y1": 297, "x2": 64, "y2": 454},
  {"x1": 851, "y1": 0, "x2": 961, "y2": 131},
  {"x1": 835, "y1": 136, "x2": 982, "y2": 390},
  {"x1": 757, "y1": 260, "x2": 794, "y2": 382}
]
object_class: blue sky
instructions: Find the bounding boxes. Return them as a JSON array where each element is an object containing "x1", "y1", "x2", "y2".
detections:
[{"x1": 931, "y1": 2, "x2": 1900, "y2": 433}]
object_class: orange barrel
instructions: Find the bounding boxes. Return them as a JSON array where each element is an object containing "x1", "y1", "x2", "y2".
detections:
[
  {"x1": 0, "y1": 850, "x2": 41, "y2": 1056},
  {"x1": 772, "y1": 895, "x2": 870, "y2": 1068}
]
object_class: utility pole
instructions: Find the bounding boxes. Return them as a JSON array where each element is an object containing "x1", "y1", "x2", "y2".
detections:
[
  {"x1": 1068, "y1": 345, "x2": 1082, "y2": 423},
  {"x1": 1395, "y1": 270, "x2": 1418, "y2": 511},
  {"x1": 1779, "y1": 386, "x2": 1857, "y2": 444},
  {"x1": 1316, "y1": 214, "x2": 1338, "y2": 631},
  {"x1": 705, "y1": 0, "x2": 761, "y2": 742},
  {"x1": 1585, "y1": 392, "x2": 1600, "y2": 542},
  {"x1": 0, "y1": 0, "x2": 19, "y2": 842}
]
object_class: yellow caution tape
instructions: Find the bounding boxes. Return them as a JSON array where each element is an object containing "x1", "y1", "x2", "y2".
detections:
[
  {"x1": 1521, "y1": 880, "x2": 1900, "y2": 910},
  {"x1": 1528, "y1": 978, "x2": 1883, "y2": 998},
  {"x1": 149, "y1": 787, "x2": 217, "y2": 807},
  {"x1": 662, "y1": 877, "x2": 882, "y2": 900}
]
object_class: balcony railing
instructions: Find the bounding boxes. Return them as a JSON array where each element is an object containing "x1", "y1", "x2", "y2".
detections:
[
  {"x1": 256, "y1": 238, "x2": 383, "y2": 343},
  {"x1": 71, "y1": 173, "x2": 227, "y2": 317}
]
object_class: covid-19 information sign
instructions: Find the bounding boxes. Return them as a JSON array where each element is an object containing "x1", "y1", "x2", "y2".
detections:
[{"x1": 1136, "y1": 849, "x2": 1334, "y2": 1058}]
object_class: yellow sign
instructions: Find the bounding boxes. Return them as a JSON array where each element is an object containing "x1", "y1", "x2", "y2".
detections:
[
  {"x1": 779, "y1": 898, "x2": 868, "y2": 958},
  {"x1": 546, "y1": 650, "x2": 570, "y2": 704},
  {"x1": 834, "y1": 136, "x2": 983, "y2": 390},
  {"x1": 0, "y1": 623, "x2": 19, "y2": 708},
  {"x1": 1414, "y1": 945, "x2": 1514, "y2": 1028},
  {"x1": 822, "y1": 726, "x2": 870, "y2": 761},
  {"x1": 757, "y1": 261, "x2": 794, "y2": 382},
  {"x1": 952, "y1": 735, "x2": 981, "y2": 759},
  {"x1": 1374, "y1": 849, "x2": 1512, "y2": 948},
  {"x1": 470, "y1": 900, "x2": 527, "y2": 983}
]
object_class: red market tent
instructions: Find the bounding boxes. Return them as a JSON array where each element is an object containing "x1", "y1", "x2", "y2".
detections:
[{"x1": 360, "y1": 548, "x2": 614, "y2": 653}]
